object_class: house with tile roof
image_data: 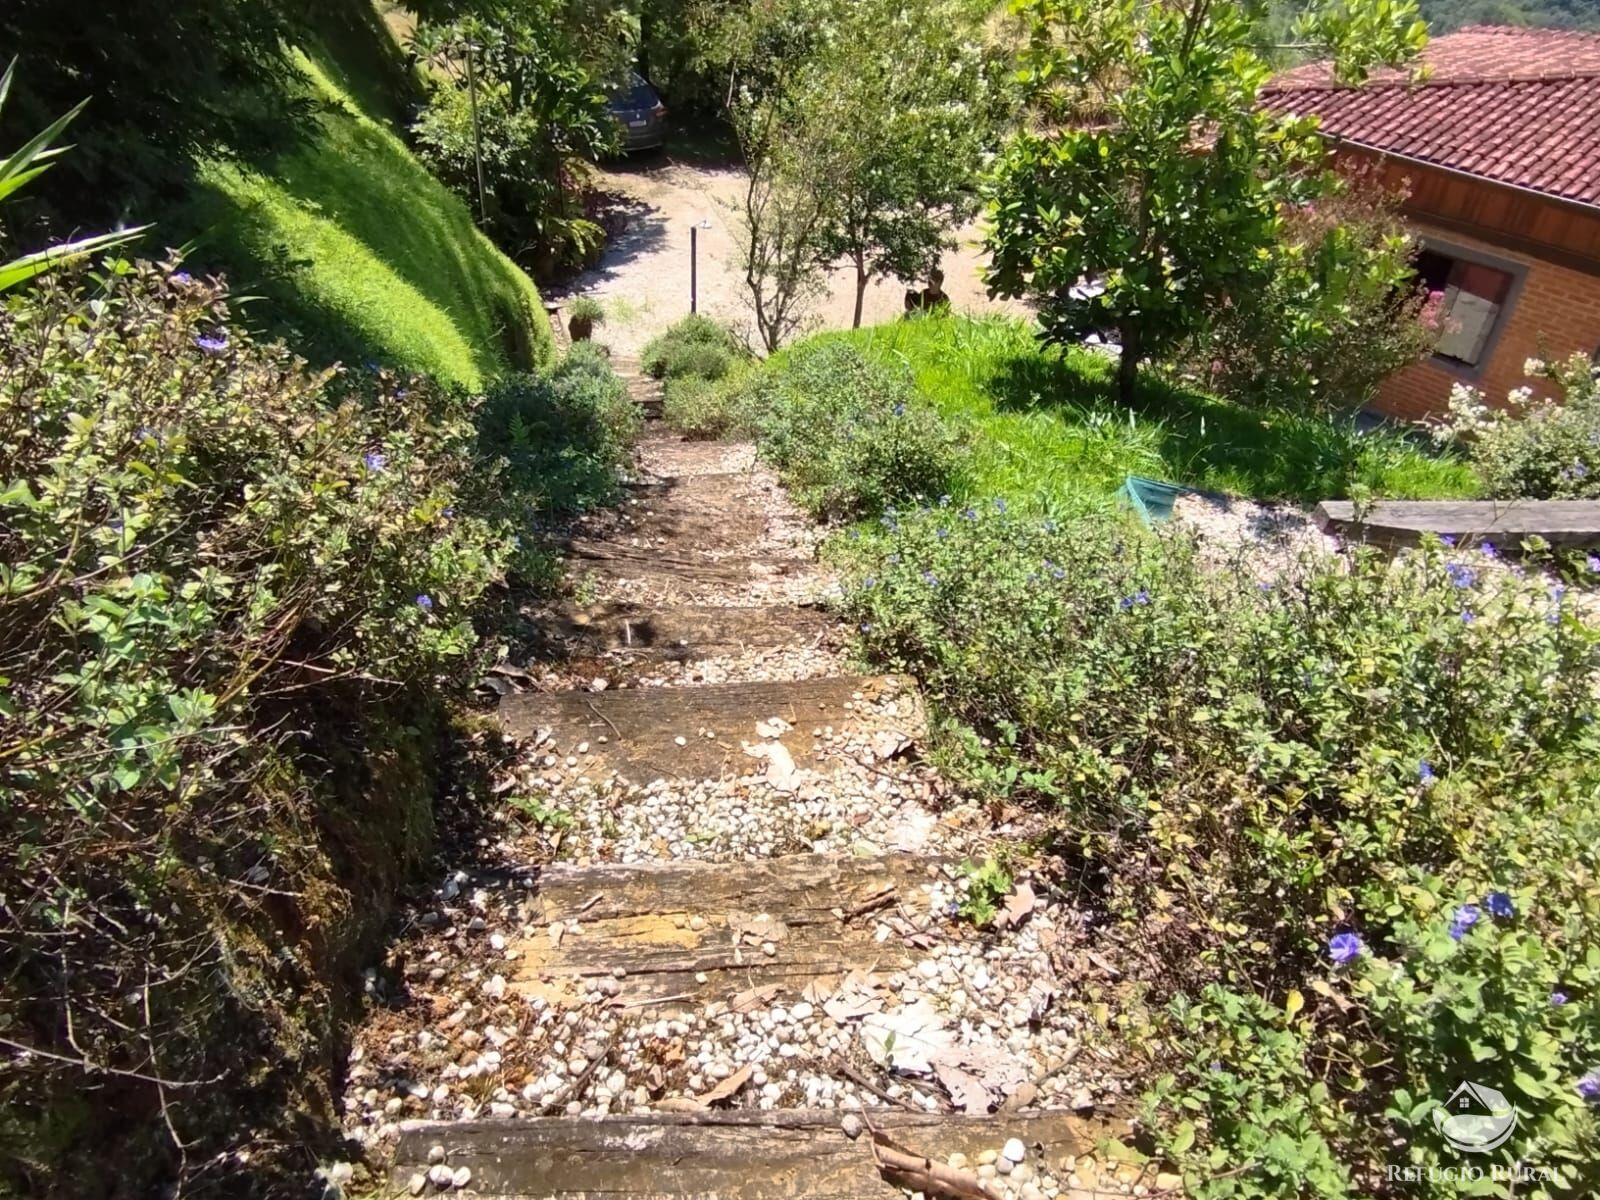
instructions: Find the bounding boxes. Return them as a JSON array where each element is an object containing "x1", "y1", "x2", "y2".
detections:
[{"x1": 1265, "y1": 25, "x2": 1600, "y2": 420}]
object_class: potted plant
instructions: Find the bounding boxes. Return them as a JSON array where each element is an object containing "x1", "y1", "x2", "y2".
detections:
[{"x1": 567, "y1": 296, "x2": 605, "y2": 342}]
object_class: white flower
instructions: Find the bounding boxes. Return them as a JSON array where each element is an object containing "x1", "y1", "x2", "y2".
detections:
[{"x1": 1524, "y1": 357, "x2": 1547, "y2": 376}]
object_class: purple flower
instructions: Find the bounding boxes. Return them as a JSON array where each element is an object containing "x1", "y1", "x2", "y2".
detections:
[
  {"x1": 363, "y1": 451, "x2": 387, "y2": 472},
  {"x1": 962, "y1": 507, "x2": 978, "y2": 522},
  {"x1": 862, "y1": 576, "x2": 876, "y2": 589},
  {"x1": 1587, "y1": 554, "x2": 1600, "y2": 574},
  {"x1": 922, "y1": 571, "x2": 938, "y2": 586},
  {"x1": 1418, "y1": 760, "x2": 1436, "y2": 784},
  {"x1": 1445, "y1": 562, "x2": 1475, "y2": 588},
  {"x1": 892, "y1": 402, "x2": 906, "y2": 416},
  {"x1": 1328, "y1": 932, "x2": 1363, "y2": 964},
  {"x1": 171, "y1": 270, "x2": 193, "y2": 285},
  {"x1": 1460, "y1": 609, "x2": 1475, "y2": 625},
  {"x1": 1552, "y1": 990, "x2": 1569, "y2": 1006},
  {"x1": 1449, "y1": 903, "x2": 1481, "y2": 941},
  {"x1": 1485, "y1": 891, "x2": 1514, "y2": 919},
  {"x1": 415, "y1": 594, "x2": 434, "y2": 611},
  {"x1": 195, "y1": 331, "x2": 229, "y2": 355},
  {"x1": 441, "y1": 506, "x2": 455, "y2": 519},
  {"x1": 994, "y1": 498, "x2": 1007, "y2": 513},
  {"x1": 1481, "y1": 541, "x2": 1497, "y2": 559},
  {"x1": 1577, "y1": 1072, "x2": 1600, "y2": 1102},
  {"x1": 860, "y1": 622, "x2": 873, "y2": 634},
  {"x1": 1440, "y1": 534, "x2": 1456, "y2": 548},
  {"x1": 936, "y1": 528, "x2": 948, "y2": 540}
]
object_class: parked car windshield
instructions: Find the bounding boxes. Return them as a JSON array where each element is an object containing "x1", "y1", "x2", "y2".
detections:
[{"x1": 609, "y1": 73, "x2": 657, "y2": 109}]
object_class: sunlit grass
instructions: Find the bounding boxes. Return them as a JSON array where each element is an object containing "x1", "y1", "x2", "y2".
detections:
[
  {"x1": 182, "y1": 52, "x2": 552, "y2": 389},
  {"x1": 813, "y1": 313, "x2": 1480, "y2": 509}
]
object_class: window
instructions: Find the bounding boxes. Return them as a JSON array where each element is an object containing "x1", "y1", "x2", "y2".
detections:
[{"x1": 1415, "y1": 248, "x2": 1517, "y2": 369}]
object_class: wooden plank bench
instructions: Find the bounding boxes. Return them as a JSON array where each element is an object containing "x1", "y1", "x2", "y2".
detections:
[{"x1": 1313, "y1": 500, "x2": 1600, "y2": 551}]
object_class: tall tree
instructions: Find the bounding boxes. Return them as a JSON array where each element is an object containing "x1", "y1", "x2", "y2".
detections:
[
  {"x1": 798, "y1": 0, "x2": 1012, "y2": 327},
  {"x1": 983, "y1": 0, "x2": 1428, "y2": 404}
]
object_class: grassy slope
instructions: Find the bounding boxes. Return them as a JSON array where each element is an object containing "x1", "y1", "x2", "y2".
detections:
[
  {"x1": 818, "y1": 313, "x2": 1479, "y2": 509},
  {"x1": 182, "y1": 42, "x2": 552, "y2": 390}
]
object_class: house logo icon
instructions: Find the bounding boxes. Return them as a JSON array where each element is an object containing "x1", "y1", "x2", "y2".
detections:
[{"x1": 1434, "y1": 1081, "x2": 1518, "y2": 1153}]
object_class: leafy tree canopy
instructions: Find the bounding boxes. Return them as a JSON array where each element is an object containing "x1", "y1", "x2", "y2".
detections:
[{"x1": 983, "y1": 0, "x2": 1428, "y2": 403}]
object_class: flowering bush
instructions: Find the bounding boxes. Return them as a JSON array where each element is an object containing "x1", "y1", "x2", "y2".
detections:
[
  {"x1": 0, "y1": 261, "x2": 519, "y2": 1191},
  {"x1": 1434, "y1": 353, "x2": 1600, "y2": 499},
  {"x1": 836, "y1": 503, "x2": 1600, "y2": 1197},
  {"x1": 730, "y1": 341, "x2": 963, "y2": 519}
]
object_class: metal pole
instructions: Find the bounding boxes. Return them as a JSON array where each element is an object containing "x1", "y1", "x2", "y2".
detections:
[
  {"x1": 690, "y1": 224, "x2": 698, "y2": 314},
  {"x1": 465, "y1": 43, "x2": 488, "y2": 227}
]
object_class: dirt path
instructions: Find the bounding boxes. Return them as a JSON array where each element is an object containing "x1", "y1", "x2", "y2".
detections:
[
  {"x1": 556, "y1": 154, "x2": 1028, "y2": 356},
  {"x1": 343, "y1": 381, "x2": 1170, "y2": 1198}
]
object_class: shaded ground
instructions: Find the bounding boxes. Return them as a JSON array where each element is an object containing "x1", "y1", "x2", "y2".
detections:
[{"x1": 557, "y1": 149, "x2": 1027, "y2": 357}]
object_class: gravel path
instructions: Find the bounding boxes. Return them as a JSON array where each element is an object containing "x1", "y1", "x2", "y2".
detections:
[
  {"x1": 555, "y1": 155, "x2": 1028, "y2": 357},
  {"x1": 345, "y1": 409, "x2": 1155, "y2": 1200}
]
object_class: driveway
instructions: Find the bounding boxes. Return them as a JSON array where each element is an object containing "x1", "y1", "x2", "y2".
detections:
[{"x1": 559, "y1": 153, "x2": 1026, "y2": 357}]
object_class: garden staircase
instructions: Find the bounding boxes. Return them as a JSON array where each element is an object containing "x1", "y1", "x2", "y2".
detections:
[{"x1": 379, "y1": 426, "x2": 1160, "y2": 1199}]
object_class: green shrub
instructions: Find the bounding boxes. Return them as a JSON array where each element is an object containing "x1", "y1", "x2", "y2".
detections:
[
  {"x1": 731, "y1": 341, "x2": 962, "y2": 519},
  {"x1": 477, "y1": 341, "x2": 640, "y2": 514},
  {"x1": 0, "y1": 261, "x2": 514, "y2": 1192},
  {"x1": 567, "y1": 295, "x2": 606, "y2": 325},
  {"x1": 837, "y1": 503, "x2": 1600, "y2": 1198},
  {"x1": 661, "y1": 339, "x2": 736, "y2": 382},
  {"x1": 1185, "y1": 165, "x2": 1439, "y2": 418},
  {"x1": 663, "y1": 372, "x2": 754, "y2": 440},
  {"x1": 1436, "y1": 353, "x2": 1600, "y2": 499},
  {"x1": 640, "y1": 313, "x2": 746, "y2": 379}
]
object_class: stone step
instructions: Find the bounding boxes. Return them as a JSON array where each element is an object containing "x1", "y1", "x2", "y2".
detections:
[
  {"x1": 392, "y1": 1110, "x2": 1130, "y2": 1199},
  {"x1": 498, "y1": 674, "x2": 922, "y2": 783},
  {"x1": 509, "y1": 853, "x2": 936, "y2": 1009},
  {"x1": 524, "y1": 601, "x2": 834, "y2": 663}
]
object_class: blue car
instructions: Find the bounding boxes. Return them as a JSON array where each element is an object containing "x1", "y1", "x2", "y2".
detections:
[{"x1": 607, "y1": 71, "x2": 668, "y2": 153}]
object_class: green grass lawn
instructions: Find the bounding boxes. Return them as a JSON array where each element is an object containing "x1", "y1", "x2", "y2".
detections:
[
  {"x1": 824, "y1": 313, "x2": 1480, "y2": 509},
  {"x1": 181, "y1": 50, "x2": 552, "y2": 390}
]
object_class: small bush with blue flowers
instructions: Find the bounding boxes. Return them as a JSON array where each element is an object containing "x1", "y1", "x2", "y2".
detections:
[
  {"x1": 731, "y1": 341, "x2": 963, "y2": 520},
  {"x1": 0, "y1": 260, "x2": 550, "y2": 1190},
  {"x1": 837, "y1": 502, "x2": 1600, "y2": 1198}
]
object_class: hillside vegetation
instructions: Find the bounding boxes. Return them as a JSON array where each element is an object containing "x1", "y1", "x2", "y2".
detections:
[
  {"x1": 1418, "y1": 0, "x2": 1600, "y2": 31},
  {"x1": 185, "y1": 46, "x2": 553, "y2": 388}
]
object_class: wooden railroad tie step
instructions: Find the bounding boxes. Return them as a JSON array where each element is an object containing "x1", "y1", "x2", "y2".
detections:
[
  {"x1": 526, "y1": 602, "x2": 834, "y2": 663},
  {"x1": 509, "y1": 853, "x2": 935, "y2": 1009},
  {"x1": 1314, "y1": 498, "x2": 1600, "y2": 551},
  {"x1": 392, "y1": 1109, "x2": 1128, "y2": 1199},
  {"x1": 498, "y1": 674, "x2": 923, "y2": 783}
]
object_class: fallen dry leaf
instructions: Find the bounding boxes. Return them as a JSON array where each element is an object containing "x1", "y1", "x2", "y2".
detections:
[
  {"x1": 823, "y1": 970, "x2": 884, "y2": 1022},
  {"x1": 994, "y1": 881, "x2": 1036, "y2": 930},
  {"x1": 934, "y1": 1061, "x2": 991, "y2": 1114},
  {"x1": 731, "y1": 983, "x2": 782, "y2": 1013},
  {"x1": 696, "y1": 1062, "x2": 754, "y2": 1106}
]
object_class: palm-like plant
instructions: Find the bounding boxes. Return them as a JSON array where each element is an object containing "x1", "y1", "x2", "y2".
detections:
[{"x1": 0, "y1": 57, "x2": 150, "y2": 292}]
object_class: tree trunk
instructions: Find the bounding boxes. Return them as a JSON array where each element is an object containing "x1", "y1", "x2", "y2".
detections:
[
  {"x1": 1117, "y1": 321, "x2": 1140, "y2": 406},
  {"x1": 852, "y1": 252, "x2": 868, "y2": 329}
]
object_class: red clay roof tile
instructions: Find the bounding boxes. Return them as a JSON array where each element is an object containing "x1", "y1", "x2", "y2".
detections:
[{"x1": 1263, "y1": 26, "x2": 1600, "y2": 207}]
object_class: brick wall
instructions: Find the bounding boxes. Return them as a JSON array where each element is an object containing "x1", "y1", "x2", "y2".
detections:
[{"x1": 1376, "y1": 220, "x2": 1600, "y2": 422}]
